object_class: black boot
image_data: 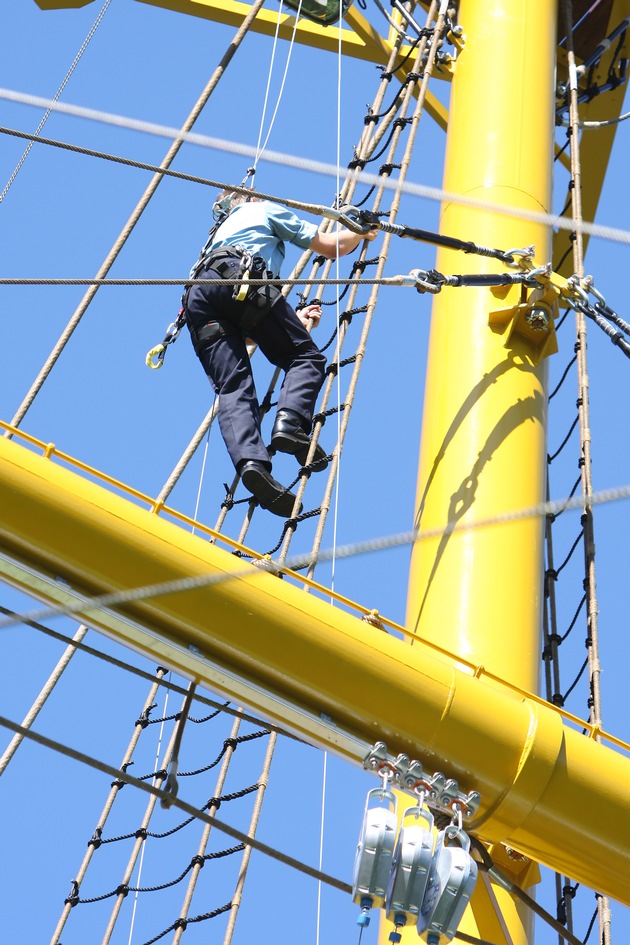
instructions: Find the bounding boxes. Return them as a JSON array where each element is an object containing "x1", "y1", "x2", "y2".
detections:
[
  {"x1": 270, "y1": 408, "x2": 328, "y2": 472},
  {"x1": 239, "y1": 460, "x2": 302, "y2": 518}
]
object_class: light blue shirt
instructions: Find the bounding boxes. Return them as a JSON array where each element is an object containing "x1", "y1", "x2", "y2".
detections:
[{"x1": 210, "y1": 201, "x2": 318, "y2": 277}]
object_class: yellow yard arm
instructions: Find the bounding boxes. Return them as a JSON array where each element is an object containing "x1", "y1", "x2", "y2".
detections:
[{"x1": 0, "y1": 432, "x2": 629, "y2": 906}]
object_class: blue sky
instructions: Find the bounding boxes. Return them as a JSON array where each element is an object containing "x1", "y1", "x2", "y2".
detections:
[{"x1": 1, "y1": 2, "x2": 629, "y2": 943}]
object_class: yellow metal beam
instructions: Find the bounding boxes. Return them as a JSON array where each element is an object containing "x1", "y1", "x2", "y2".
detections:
[
  {"x1": 402, "y1": 1, "x2": 558, "y2": 941},
  {"x1": 1, "y1": 435, "x2": 630, "y2": 904},
  {"x1": 33, "y1": 0, "x2": 449, "y2": 129}
]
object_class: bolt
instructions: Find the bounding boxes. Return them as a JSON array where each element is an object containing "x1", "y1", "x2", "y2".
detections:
[
  {"x1": 525, "y1": 306, "x2": 550, "y2": 332},
  {"x1": 451, "y1": 24, "x2": 464, "y2": 37}
]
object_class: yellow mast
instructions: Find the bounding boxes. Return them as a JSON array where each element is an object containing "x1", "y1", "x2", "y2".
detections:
[
  {"x1": 403, "y1": 0, "x2": 556, "y2": 941},
  {"x1": 10, "y1": 0, "x2": 630, "y2": 939}
]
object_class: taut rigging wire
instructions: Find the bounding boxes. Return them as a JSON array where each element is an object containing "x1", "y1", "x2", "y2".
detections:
[{"x1": 0, "y1": 0, "x2": 112, "y2": 204}]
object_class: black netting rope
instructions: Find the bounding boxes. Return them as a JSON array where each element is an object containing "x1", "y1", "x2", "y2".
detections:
[
  {"x1": 549, "y1": 354, "x2": 577, "y2": 401},
  {"x1": 554, "y1": 527, "x2": 585, "y2": 578},
  {"x1": 144, "y1": 705, "x2": 227, "y2": 726},
  {"x1": 134, "y1": 731, "x2": 268, "y2": 783},
  {"x1": 582, "y1": 904, "x2": 599, "y2": 944},
  {"x1": 555, "y1": 306, "x2": 572, "y2": 332},
  {"x1": 319, "y1": 306, "x2": 366, "y2": 353},
  {"x1": 548, "y1": 413, "x2": 579, "y2": 464},
  {"x1": 547, "y1": 474, "x2": 582, "y2": 521},
  {"x1": 264, "y1": 506, "x2": 323, "y2": 557},
  {"x1": 98, "y1": 783, "x2": 260, "y2": 844},
  {"x1": 562, "y1": 657, "x2": 589, "y2": 705},
  {"x1": 66, "y1": 846, "x2": 244, "y2": 905},
  {"x1": 141, "y1": 902, "x2": 232, "y2": 945},
  {"x1": 561, "y1": 593, "x2": 587, "y2": 644},
  {"x1": 178, "y1": 730, "x2": 269, "y2": 778},
  {"x1": 316, "y1": 256, "x2": 380, "y2": 308}
]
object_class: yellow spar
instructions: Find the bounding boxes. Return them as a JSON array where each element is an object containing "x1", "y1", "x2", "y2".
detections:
[{"x1": 0, "y1": 432, "x2": 630, "y2": 905}]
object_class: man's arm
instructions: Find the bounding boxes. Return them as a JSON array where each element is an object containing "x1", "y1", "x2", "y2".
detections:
[{"x1": 310, "y1": 225, "x2": 378, "y2": 259}]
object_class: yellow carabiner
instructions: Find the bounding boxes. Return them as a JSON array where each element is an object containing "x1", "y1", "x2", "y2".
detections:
[
  {"x1": 145, "y1": 344, "x2": 165, "y2": 369},
  {"x1": 235, "y1": 268, "x2": 250, "y2": 302}
]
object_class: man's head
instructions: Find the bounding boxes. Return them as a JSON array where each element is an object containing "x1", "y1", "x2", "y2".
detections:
[{"x1": 212, "y1": 188, "x2": 259, "y2": 223}]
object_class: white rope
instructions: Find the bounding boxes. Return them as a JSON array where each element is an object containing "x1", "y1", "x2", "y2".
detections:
[
  {"x1": 579, "y1": 110, "x2": 630, "y2": 128},
  {"x1": 253, "y1": 0, "x2": 304, "y2": 178},
  {"x1": 0, "y1": 0, "x2": 112, "y2": 203},
  {"x1": 2, "y1": 86, "x2": 630, "y2": 246},
  {"x1": 126, "y1": 676, "x2": 172, "y2": 945},
  {"x1": 253, "y1": 0, "x2": 284, "y2": 174}
]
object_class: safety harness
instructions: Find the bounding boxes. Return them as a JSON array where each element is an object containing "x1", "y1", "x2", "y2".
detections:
[{"x1": 146, "y1": 227, "x2": 282, "y2": 369}]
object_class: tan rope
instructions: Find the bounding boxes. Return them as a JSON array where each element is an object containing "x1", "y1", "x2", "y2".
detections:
[
  {"x1": 562, "y1": 4, "x2": 610, "y2": 942},
  {"x1": 289, "y1": 0, "x2": 445, "y2": 574},
  {"x1": 0, "y1": 623, "x2": 89, "y2": 775},
  {"x1": 0, "y1": 712, "x2": 351, "y2": 892},
  {"x1": 97, "y1": 690, "x2": 192, "y2": 945},
  {"x1": 171, "y1": 712, "x2": 244, "y2": 945},
  {"x1": 4, "y1": 0, "x2": 267, "y2": 436},
  {"x1": 222, "y1": 730, "x2": 277, "y2": 945},
  {"x1": 48, "y1": 668, "x2": 167, "y2": 945}
]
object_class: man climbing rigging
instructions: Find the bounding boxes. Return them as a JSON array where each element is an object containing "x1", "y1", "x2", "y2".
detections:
[{"x1": 184, "y1": 189, "x2": 378, "y2": 517}]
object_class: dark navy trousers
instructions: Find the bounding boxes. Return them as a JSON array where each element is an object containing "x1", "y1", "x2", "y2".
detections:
[{"x1": 186, "y1": 264, "x2": 326, "y2": 472}]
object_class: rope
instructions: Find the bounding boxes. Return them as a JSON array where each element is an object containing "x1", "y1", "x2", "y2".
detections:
[
  {"x1": 0, "y1": 713, "x2": 352, "y2": 894},
  {"x1": 169, "y1": 713, "x2": 242, "y2": 945},
  {"x1": 295, "y1": 0, "x2": 447, "y2": 578},
  {"x1": 48, "y1": 669, "x2": 167, "y2": 945},
  {"x1": 0, "y1": 0, "x2": 112, "y2": 204},
  {"x1": 0, "y1": 623, "x2": 88, "y2": 775},
  {"x1": 4, "y1": 89, "x2": 630, "y2": 246},
  {"x1": 3, "y1": 0, "x2": 267, "y2": 435},
  {"x1": 222, "y1": 731, "x2": 278, "y2": 944},
  {"x1": 252, "y1": 0, "x2": 303, "y2": 180},
  {"x1": 560, "y1": 6, "x2": 610, "y2": 941}
]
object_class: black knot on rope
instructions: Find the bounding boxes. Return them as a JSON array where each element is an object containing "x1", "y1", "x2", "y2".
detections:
[
  {"x1": 578, "y1": 456, "x2": 586, "y2": 468},
  {"x1": 348, "y1": 156, "x2": 366, "y2": 170},
  {"x1": 191, "y1": 854, "x2": 205, "y2": 870},
  {"x1": 207, "y1": 796, "x2": 221, "y2": 811},
  {"x1": 379, "y1": 162, "x2": 401, "y2": 176},
  {"x1": 221, "y1": 485, "x2": 234, "y2": 511},
  {"x1": 135, "y1": 827, "x2": 148, "y2": 840},
  {"x1": 88, "y1": 828, "x2": 103, "y2": 849},
  {"x1": 545, "y1": 568, "x2": 558, "y2": 583},
  {"x1": 364, "y1": 113, "x2": 379, "y2": 125},
  {"x1": 569, "y1": 231, "x2": 577, "y2": 243},
  {"x1": 313, "y1": 253, "x2": 327, "y2": 265},
  {"x1": 136, "y1": 703, "x2": 157, "y2": 728},
  {"x1": 542, "y1": 646, "x2": 552, "y2": 661},
  {"x1": 313, "y1": 404, "x2": 346, "y2": 424},
  {"x1": 116, "y1": 884, "x2": 129, "y2": 899},
  {"x1": 175, "y1": 918, "x2": 188, "y2": 931},
  {"x1": 224, "y1": 737, "x2": 238, "y2": 751},
  {"x1": 552, "y1": 693, "x2": 565, "y2": 707},
  {"x1": 377, "y1": 68, "x2": 393, "y2": 81},
  {"x1": 549, "y1": 633, "x2": 562, "y2": 645},
  {"x1": 65, "y1": 880, "x2": 80, "y2": 907},
  {"x1": 111, "y1": 761, "x2": 132, "y2": 789},
  {"x1": 393, "y1": 116, "x2": 412, "y2": 129},
  {"x1": 405, "y1": 71, "x2": 422, "y2": 83}
]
